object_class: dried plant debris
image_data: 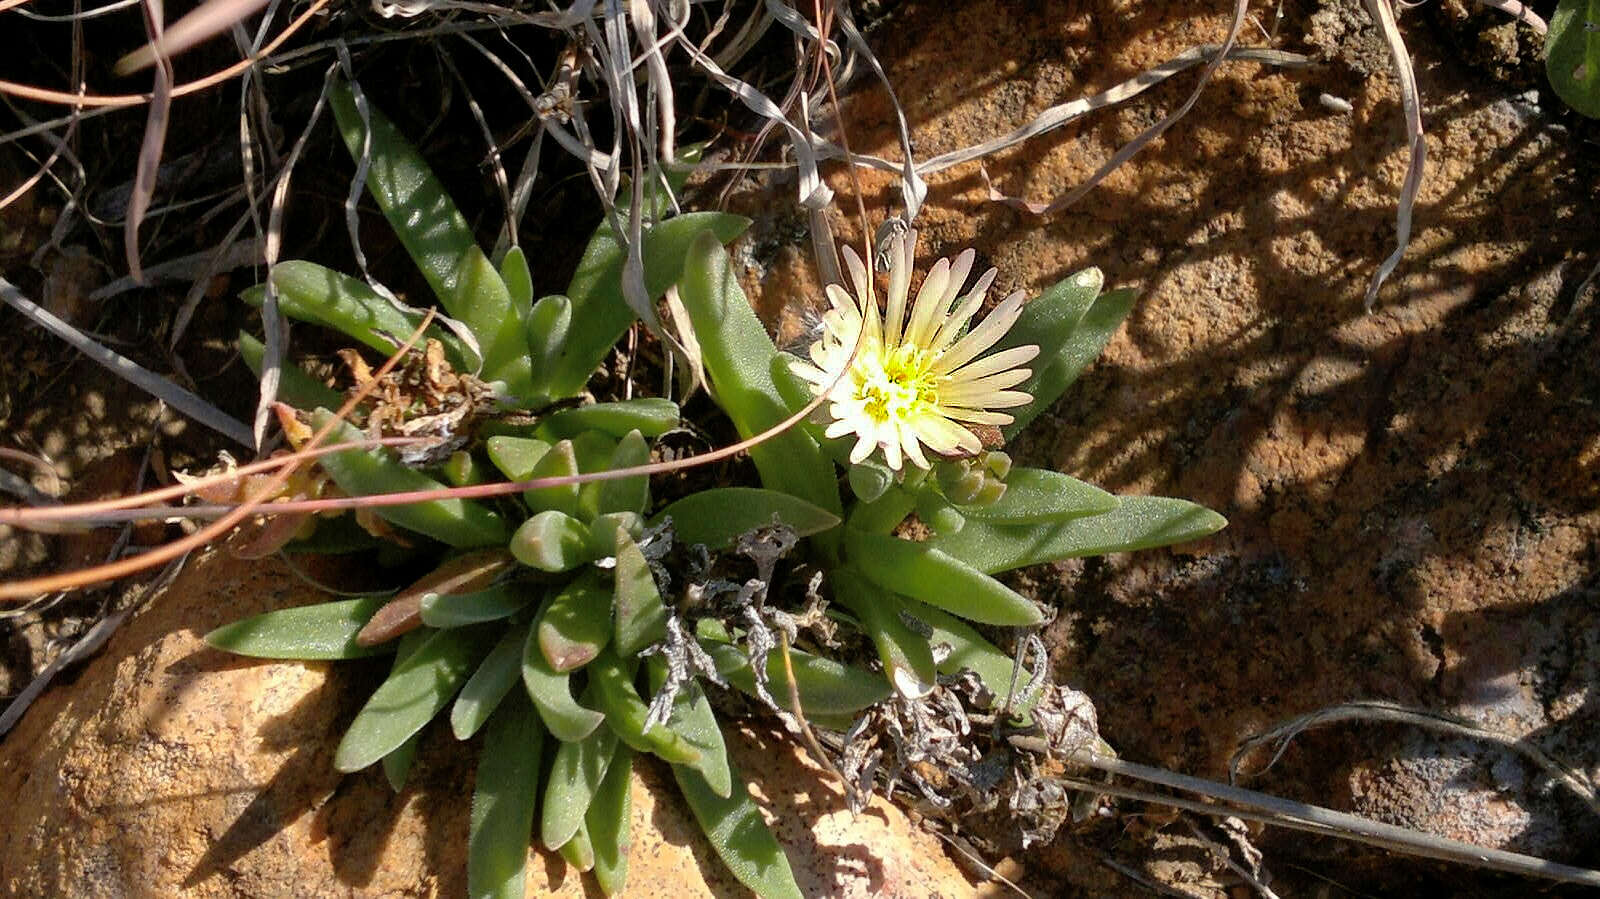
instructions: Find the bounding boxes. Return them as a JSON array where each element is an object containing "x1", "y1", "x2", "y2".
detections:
[
  {"x1": 640, "y1": 610, "x2": 724, "y2": 732},
  {"x1": 648, "y1": 513, "x2": 1119, "y2": 855},
  {"x1": 335, "y1": 339, "x2": 499, "y2": 464},
  {"x1": 661, "y1": 519, "x2": 828, "y2": 711},
  {"x1": 833, "y1": 655, "x2": 1113, "y2": 853}
]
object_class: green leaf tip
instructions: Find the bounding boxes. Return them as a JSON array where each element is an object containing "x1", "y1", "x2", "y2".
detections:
[
  {"x1": 205, "y1": 597, "x2": 392, "y2": 660},
  {"x1": 1548, "y1": 0, "x2": 1600, "y2": 118},
  {"x1": 653, "y1": 487, "x2": 841, "y2": 551}
]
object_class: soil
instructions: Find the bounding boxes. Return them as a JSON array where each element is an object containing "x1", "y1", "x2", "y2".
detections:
[
  {"x1": 3, "y1": 0, "x2": 1599, "y2": 896},
  {"x1": 732, "y1": 0, "x2": 1600, "y2": 894}
]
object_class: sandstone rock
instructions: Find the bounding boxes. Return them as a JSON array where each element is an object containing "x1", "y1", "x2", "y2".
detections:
[{"x1": 0, "y1": 549, "x2": 976, "y2": 897}]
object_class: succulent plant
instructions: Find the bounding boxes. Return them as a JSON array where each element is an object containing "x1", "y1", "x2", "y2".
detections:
[{"x1": 209, "y1": 78, "x2": 1225, "y2": 898}]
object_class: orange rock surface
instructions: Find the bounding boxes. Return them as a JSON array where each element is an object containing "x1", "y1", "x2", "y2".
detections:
[{"x1": 0, "y1": 549, "x2": 976, "y2": 897}]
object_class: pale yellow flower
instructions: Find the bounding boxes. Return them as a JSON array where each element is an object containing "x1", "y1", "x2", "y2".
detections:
[{"x1": 791, "y1": 229, "x2": 1038, "y2": 471}]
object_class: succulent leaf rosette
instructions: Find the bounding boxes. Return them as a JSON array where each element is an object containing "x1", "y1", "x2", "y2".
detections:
[{"x1": 209, "y1": 79, "x2": 1225, "y2": 899}]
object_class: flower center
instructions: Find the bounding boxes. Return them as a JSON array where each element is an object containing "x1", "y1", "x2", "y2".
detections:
[{"x1": 856, "y1": 345, "x2": 937, "y2": 424}]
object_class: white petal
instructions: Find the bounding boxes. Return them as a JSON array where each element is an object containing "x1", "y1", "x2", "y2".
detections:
[
  {"x1": 882, "y1": 431, "x2": 902, "y2": 471},
  {"x1": 807, "y1": 341, "x2": 833, "y2": 369},
  {"x1": 930, "y1": 289, "x2": 1027, "y2": 375},
  {"x1": 946, "y1": 387, "x2": 1033, "y2": 408},
  {"x1": 825, "y1": 417, "x2": 858, "y2": 439},
  {"x1": 901, "y1": 422, "x2": 930, "y2": 470},
  {"x1": 949, "y1": 344, "x2": 1038, "y2": 380},
  {"x1": 884, "y1": 231, "x2": 912, "y2": 346},
  {"x1": 849, "y1": 435, "x2": 875, "y2": 464},
  {"x1": 824, "y1": 283, "x2": 858, "y2": 315},
  {"x1": 943, "y1": 367, "x2": 1033, "y2": 397},
  {"x1": 927, "y1": 268, "x2": 997, "y2": 354},
  {"x1": 862, "y1": 291, "x2": 883, "y2": 347},
  {"x1": 902, "y1": 257, "x2": 951, "y2": 348},
  {"x1": 909, "y1": 414, "x2": 967, "y2": 455},
  {"x1": 792, "y1": 358, "x2": 829, "y2": 385},
  {"x1": 841, "y1": 243, "x2": 871, "y2": 309},
  {"x1": 941, "y1": 407, "x2": 1015, "y2": 425},
  {"x1": 943, "y1": 249, "x2": 976, "y2": 309}
]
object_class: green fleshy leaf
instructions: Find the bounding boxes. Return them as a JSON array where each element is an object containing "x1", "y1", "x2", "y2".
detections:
[
  {"x1": 648, "y1": 658, "x2": 732, "y2": 798},
  {"x1": 486, "y1": 436, "x2": 551, "y2": 481},
  {"x1": 548, "y1": 212, "x2": 750, "y2": 398},
  {"x1": 247, "y1": 262, "x2": 476, "y2": 370},
  {"x1": 958, "y1": 467, "x2": 1117, "y2": 524},
  {"x1": 674, "y1": 231, "x2": 840, "y2": 515},
  {"x1": 620, "y1": 141, "x2": 706, "y2": 219},
  {"x1": 586, "y1": 746, "x2": 633, "y2": 896},
  {"x1": 999, "y1": 273, "x2": 1135, "y2": 440},
  {"x1": 612, "y1": 532, "x2": 667, "y2": 656},
  {"x1": 541, "y1": 714, "x2": 619, "y2": 850},
  {"x1": 420, "y1": 584, "x2": 532, "y2": 628},
  {"x1": 844, "y1": 530, "x2": 1043, "y2": 627},
  {"x1": 587, "y1": 650, "x2": 700, "y2": 766},
  {"x1": 767, "y1": 350, "x2": 813, "y2": 410},
  {"x1": 558, "y1": 821, "x2": 595, "y2": 872},
  {"x1": 311, "y1": 411, "x2": 510, "y2": 547},
  {"x1": 509, "y1": 510, "x2": 593, "y2": 573},
  {"x1": 672, "y1": 761, "x2": 801, "y2": 899},
  {"x1": 522, "y1": 604, "x2": 606, "y2": 742},
  {"x1": 380, "y1": 632, "x2": 428, "y2": 790},
  {"x1": 597, "y1": 430, "x2": 651, "y2": 517},
  {"x1": 537, "y1": 569, "x2": 612, "y2": 672},
  {"x1": 568, "y1": 430, "x2": 618, "y2": 521},
  {"x1": 538, "y1": 399, "x2": 680, "y2": 441},
  {"x1": 997, "y1": 267, "x2": 1102, "y2": 363},
  {"x1": 1548, "y1": 0, "x2": 1600, "y2": 118},
  {"x1": 499, "y1": 246, "x2": 534, "y2": 310},
  {"x1": 915, "y1": 489, "x2": 966, "y2": 536},
  {"x1": 652, "y1": 487, "x2": 840, "y2": 550},
  {"x1": 526, "y1": 295, "x2": 572, "y2": 395},
  {"x1": 335, "y1": 625, "x2": 493, "y2": 772},
  {"x1": 442, "y1": 450, "x2": 487, "y2": 487},
  {"x1": 327, "y1": 81, "x2": 532, "y2": 395},
  {"x1": 237, "y1": 332, "x2": 343, "y2": 410},
  {"x1": 832, "y1": 570, "x2": 938, "y2": 698},
  {"x1": 699, "y1": 638, "x2": 890, "y2": 717},
  {"x1": 522, "y1": 440, "x2": 581, "y2": 518},
  {"x1": 847, "y1": 462, "x2": 895, "y2": 504},
  {"x1": 452, "y1": 626, "x2": 527, "y2": 740},
  {"x1": 930, "y1": 495, "x2": 1228, "y2": 574},
  {"x1": 381, "y1": 734, "x2": 420, "y2": 791},
  {"x1": 909, "y1": 600, "x2": 1041, "y2": 720},
  {"x1": 205, "y1": 597, "x2": 391, "y2": 660},
  {"x1": 586, "y1": 512, "x2": 644, "y2": 557},
  {"x1": 356, "y1": 549, "x2": 515, "y2": 648},
  {"x1": 468, "y1": 689, "x2": 545, "y2": 899},
  {"x1": 847, "y1": 486, "x2": 916, "y2": 535}
]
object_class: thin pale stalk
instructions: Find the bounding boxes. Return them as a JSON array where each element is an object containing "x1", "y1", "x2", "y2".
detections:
[
  {"x1": 0, "y1": 437, "x2": 430, "y2": 525},
  {"x1": 115, "y1": 0, "x2": 274, "y2": 74},
  {"x1": 124, "y1": 0, "x2": 173, "y2": 283},
  {"x1": 0, "y1": 0, "x2": 330, "y2": 109},
  {"x1": 1032, "y1": 746, "x2": 1600, "y2": 889},
  {"x1": 1360, "y1": 0, "x2": 1426, "y2": 310}
]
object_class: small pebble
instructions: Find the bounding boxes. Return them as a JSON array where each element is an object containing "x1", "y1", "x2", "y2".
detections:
[{"x1": 1319, "y1": 93, "x2": 1353, "y2": 114}]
